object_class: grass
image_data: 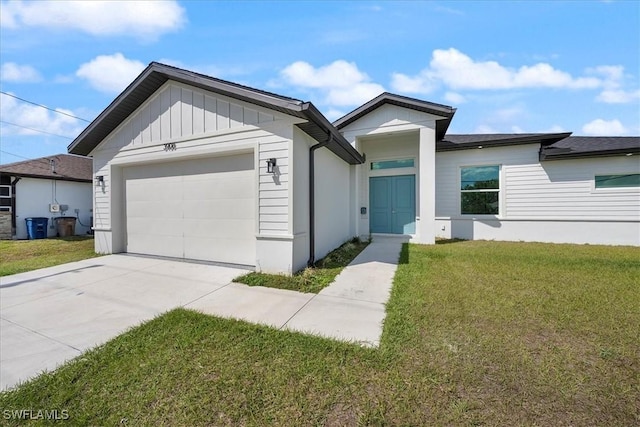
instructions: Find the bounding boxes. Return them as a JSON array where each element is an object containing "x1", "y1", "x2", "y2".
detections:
[
  {"x1": 1, "y1": 241, "x2": 638, "y2": 425},
  {"x1": 233, "y1": 237, "x2": 369, "y2": 293},
  {"x1": 0, "y1": 236, "x2": 99, "y2": 276}
]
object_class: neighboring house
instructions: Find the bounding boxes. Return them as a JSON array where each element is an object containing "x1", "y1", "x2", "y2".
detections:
[
  {"x1": 68, "y1": 62, "x2": 640, "y2": 274},
  {"x1": 0, "y1": 154, "x2": 93, "y2": 239}
]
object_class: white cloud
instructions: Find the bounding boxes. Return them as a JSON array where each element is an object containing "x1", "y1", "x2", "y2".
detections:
[
  {"x1": 0, "y1": 92, "x2": 84, "y2": 138},
  {"x1": 391, "y1": 48, "x2": 603, "y2": 93},
  {"x1": 582, "y1": 118, "x2": 628, "y2": 136},
  {"x1": 1, "y1": 0, "x2": 185, "y2": 40},
  {"x1": 325, "y1": 109, "x2": 346, "y2": 122},
  {"x1": 280, "y1": 60, "x2": 385, "y2": 107},
  {"x1": 390, "y1": 72, "x2": 435, "y2": 94},
  {"x1": 474, "y1": 124, "x2": 498, "y2": 134},
  {"x1": 444, "y1": 92, "x2": 467, "y2": 104},
  {"x1": 76, "y1": 53, "x2": 145, "y2": 94},
  {"x1": 596, "y1": 89, "x2": 640, "y2": 104},
  {"x1": 0, "y1": 62, "x2": 42, "y2": 82}
]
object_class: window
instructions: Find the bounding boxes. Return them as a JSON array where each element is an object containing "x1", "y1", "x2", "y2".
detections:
[
  {"x1": 0, "y1": 206, "x2": 10, "y2": 212},
  {"x1": 460, "y1": 165, "x2": 500, "y2": 215},
  {"x1": 0, "y1": 185, "x2": 10, "y2": 198},
  {"x1": 595, "y1": 173, "x2": 640, "y2": 189},
  {"x1": 371, "y1": 158, "x2": 414, "y2": 170}
]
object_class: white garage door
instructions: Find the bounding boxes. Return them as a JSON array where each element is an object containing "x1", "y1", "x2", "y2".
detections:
[{"x1": 124, "y1": 153, "x2": 255, "y2": 265}]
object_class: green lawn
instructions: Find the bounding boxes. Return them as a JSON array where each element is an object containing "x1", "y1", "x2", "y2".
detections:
[
  {"x1": 0, "y1": 236, "x2": 99, "y2": 276},
  {"x1": 234, "y1": 238, "x2": 369, "y2": 293},
  {"x1": 1, "y1": 241, "x2": 638, "y2": 426}
]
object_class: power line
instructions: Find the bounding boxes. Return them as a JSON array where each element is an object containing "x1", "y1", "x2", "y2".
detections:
[
  {"x1": 0, "y1": 91, "x2": 90, "y2": 122},
  {"x1": 0, "y1": 120, "x2": 73, "y2": 139}
]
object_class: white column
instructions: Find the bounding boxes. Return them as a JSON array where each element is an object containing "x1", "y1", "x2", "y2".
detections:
[{"x1": 417, "y1": 125, "x2": 436, "y2": 244}]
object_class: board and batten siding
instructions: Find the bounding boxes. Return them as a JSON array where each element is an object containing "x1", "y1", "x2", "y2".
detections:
[
  {"x1": 435, "y1": 143, "x2": 640, "y2": 220},
  {"x1": 91, "y1": 80, "x2": 294, "y2": 238}
]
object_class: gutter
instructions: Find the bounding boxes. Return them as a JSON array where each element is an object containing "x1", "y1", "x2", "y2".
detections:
[{"x1": 307, "y1": 133, "x2": 332, "y2": 267}]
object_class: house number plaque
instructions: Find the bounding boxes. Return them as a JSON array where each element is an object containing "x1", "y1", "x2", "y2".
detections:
[{"x1": 163, "y1": 143, "x2": 176, "y2": 151}]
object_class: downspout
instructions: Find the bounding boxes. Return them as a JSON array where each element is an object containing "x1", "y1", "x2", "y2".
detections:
[{"x1": 307, "y1": 133, "x2": 332, "y2": 267}]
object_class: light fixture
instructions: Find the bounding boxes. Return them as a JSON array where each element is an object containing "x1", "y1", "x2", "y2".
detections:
[
  {"x1": 266, "y1": 158, "x2": 277, "y2": 174},
  {"x1": 95, "y1": 175, "x2": 104, "y2": 185}
]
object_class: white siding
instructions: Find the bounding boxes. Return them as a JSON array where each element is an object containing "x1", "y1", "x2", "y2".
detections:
[
  {"x1": 505, "y1": 157, "x2": 640, "y2": 219},
  {"x1": 15, "y1": 178, "x2": 92, "y2": 239},
  {"x1": 435, "y1": 144, "x2": 640, "y2": 221},
  {"x1": 89, "y1": 80, "x2": 301, "y2": 260},
  {"x1": 314, "y1": 147, "x2": 353, "y2": 260}
]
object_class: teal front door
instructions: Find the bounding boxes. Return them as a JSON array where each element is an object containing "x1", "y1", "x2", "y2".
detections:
[{"x1": 369, "y1": 175, "x2": 416, "y2": 234}]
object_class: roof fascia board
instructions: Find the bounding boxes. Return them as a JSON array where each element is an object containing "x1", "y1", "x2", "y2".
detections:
[
  {"x1": 540, "y1": 147, "x2": 640, "y2": 161},
  {"x1": 438, "y1": 132, "x2": 573, "y2": 152},
  {"x1": 0, "y1": 172, "x2": 91, "y2": 183}
]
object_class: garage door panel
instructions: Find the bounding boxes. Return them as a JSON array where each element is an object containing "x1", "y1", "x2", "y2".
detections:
[
  {"x1": 183, "y1": 219, "x2": 254, "y2": 239},
  {"x1": 183, "y1": 236, "x2": 255, "y2": 265},
  {"x1": 126, "y1": 201, "x2": 183, "y2": 219},
  {"x1": 182, "y1": 199, "x2": 254, "y2": 220},
  {"x1": 128, "y1": 234, "x2": 184, "y2": 258},
  {"x1": 125, "y1": 153, "x2": 255, "y2": 265}
]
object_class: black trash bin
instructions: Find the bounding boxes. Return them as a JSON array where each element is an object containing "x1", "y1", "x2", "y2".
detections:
[{"x1": 25, "y1": 217, "x2": 48, "y2": 239}]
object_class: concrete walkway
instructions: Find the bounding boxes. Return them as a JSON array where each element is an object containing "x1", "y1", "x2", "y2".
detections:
[
  {"x1": 0, "y1": 236, "x2": 404, "y2": 390},
  {"x1": 189, "y1": 235, "x2": 406, "y2": 347}
]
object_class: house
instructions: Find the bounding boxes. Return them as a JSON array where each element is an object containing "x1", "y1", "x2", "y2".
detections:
[
  {"x1": 67, "y1": 62, "x2": 640, "y2": 274},
  {"x1": 0, "y1": 154, "x2": 93, "y2": 239}
]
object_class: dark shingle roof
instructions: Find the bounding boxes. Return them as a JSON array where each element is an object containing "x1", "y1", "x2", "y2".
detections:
[
  {"x1": 540, "y1": 136, "x2": 640, "y2": 160},
  {"x1": 438, "y1": 133, "x2": 571, "y2": 151},
  {"x1": 68, "y1": 62, "x2": 364, "y2": 165},
  {"x1": 0, "y1": 154, "x2": 92, "y2": 182},
  {"x1": 333, "y1": 92, "x2": 456, "y2": 141}
]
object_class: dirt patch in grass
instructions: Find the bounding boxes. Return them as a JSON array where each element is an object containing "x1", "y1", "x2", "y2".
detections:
[{"x1": 234, "y1": 238, "x2": 369, "y2": 293}]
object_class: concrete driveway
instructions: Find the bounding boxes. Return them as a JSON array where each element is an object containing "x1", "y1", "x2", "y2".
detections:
[
  {"x1": 0, "y1": 255, "x2": 248, "y2": 391},
  {"x1": 1, "y1": 236, "x2": 404, "y2": 391}
]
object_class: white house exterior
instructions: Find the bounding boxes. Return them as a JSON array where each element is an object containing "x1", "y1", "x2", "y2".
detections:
[
  {"x1": 0, "y1": 154, "x2": 93, "y2": 239},
  {"x1": 68, "y1": 63, "x2": 640, "y2": 274}
]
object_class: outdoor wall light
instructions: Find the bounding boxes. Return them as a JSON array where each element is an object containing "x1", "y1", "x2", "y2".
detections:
[
  {"x1": 95, "y1": 175, "x2": 104, "y2": 185},
  {"x1": 266, "y1": 158, "x2": 277, "y2": 174}
]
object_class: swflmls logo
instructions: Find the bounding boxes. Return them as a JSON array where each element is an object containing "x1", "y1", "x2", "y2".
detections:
[{"x1": 3, "y1": 409, "x2": 70, "y2": 420}]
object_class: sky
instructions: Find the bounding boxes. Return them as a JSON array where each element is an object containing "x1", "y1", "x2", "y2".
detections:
[{"x1": 0, "y1": 0, "x2": 639, "y2": 164}]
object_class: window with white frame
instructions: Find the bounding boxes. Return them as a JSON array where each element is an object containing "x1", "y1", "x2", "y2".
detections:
[
  {"x1": 460, "y1": 165, "x2": 500, "y2": 215},
  {"x1": 0, "y1": 185, "x2": 11, "y2": 212}
]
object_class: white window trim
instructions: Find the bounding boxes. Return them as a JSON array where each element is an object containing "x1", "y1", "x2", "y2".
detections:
[
  {"x1": 0, "y1": 184, "x2": 11, "y2": 198},
  {"x1": 0, "y1": 206, "x2": 11, "y2": 212},
  {"x1": 458, "y1": 164, "x2": 503, "y2": 218}
]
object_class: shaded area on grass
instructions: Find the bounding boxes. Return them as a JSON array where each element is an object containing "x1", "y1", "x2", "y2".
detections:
[
  {"x1": 1, "y1": 241, "x2": 638, "y2": 425},
  {"x1": 0, "y1": 236, "x2": 98, "y2": 276},
  {"x1": 233, "y1": 238, "x2": 369, "y2": 293}
]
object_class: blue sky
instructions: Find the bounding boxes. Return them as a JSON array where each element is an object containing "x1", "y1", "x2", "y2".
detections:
[{"x1": 1, "y1": 0, "x2": 638, "y2": 164}]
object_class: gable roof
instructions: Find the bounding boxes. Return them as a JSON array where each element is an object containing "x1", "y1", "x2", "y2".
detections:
[
  {"x1": 540, "y1": 136, "x2": 640, "y2": 160},
  {"x1": 68, "y1": 62, "x2": 364, "y2": 165},
  {"x1": 333, "y1": 92, "x2": 456, "y2": 141},
  {"x1": 0, "y1": 154, "x2": 92, "y2": 182}
]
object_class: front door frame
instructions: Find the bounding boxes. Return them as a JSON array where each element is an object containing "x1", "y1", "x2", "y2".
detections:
[{"x1": 367, "y1": 172, "x2": 418, "y2": 236}]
